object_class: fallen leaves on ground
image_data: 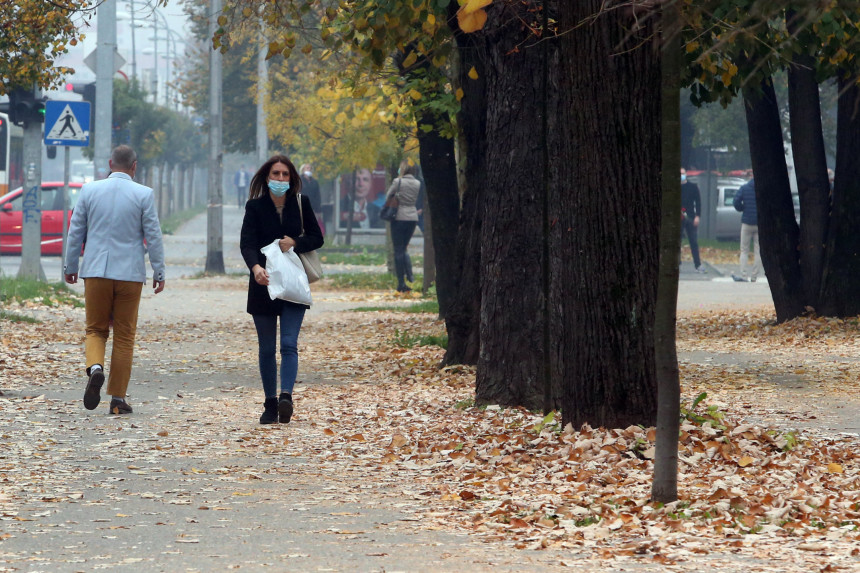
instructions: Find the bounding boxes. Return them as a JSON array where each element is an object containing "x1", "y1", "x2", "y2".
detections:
[{"x1": 0, "y1": 280, "x2": 858, "y2": 571}]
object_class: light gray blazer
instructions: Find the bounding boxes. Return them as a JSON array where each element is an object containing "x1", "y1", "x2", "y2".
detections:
[{"x1": 63, "y1": 172, "x2": 165, "y2": 283}]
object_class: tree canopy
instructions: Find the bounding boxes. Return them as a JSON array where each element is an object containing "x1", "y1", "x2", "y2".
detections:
[{"x1": 0, "y1": 0, "x2": 92, "y2": 92}]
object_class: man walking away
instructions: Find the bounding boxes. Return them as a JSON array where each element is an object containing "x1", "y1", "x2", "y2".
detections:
[
  {"x1": 680, "y1": 168, "x2": 706, "y2": 273},
  {"x1": 63, "y1": 145, "x2": 166, "y2": 415},
  {"x1": 732, "y1": 178, "x2": 760, "y2": 282},
  {"x1": 235, "y1": 165, "x2": 250, "y2": 208}
]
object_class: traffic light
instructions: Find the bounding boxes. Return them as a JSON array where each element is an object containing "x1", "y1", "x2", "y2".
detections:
[
  {"x1": 66, "y1": 82, "x2": 96, "y2": 125},
  {"x1": 6, "y1": 87, "x2": 46, "y2": 126}
]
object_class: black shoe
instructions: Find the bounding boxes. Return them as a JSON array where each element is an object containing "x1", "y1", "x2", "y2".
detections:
[
  {"x1": 396, "y1": 286, "x2": 411, "y2": 293},
  {"x1": 278, "y1": 393, "x2": 294, "y2": 424},
  {"x1": 109, "y1": 398, "x2": 133, "y2": 415},
  {"x1": 260, "y1": 397, "x2": 278, "y2": 424},
  {"x1": 84, "y1": 368, "x2": 105, "y2": 410}
]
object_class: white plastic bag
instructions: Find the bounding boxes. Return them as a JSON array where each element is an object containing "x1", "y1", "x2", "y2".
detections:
[{"x1": 261, "y1": 240, "x2": 312, "y2": 306}]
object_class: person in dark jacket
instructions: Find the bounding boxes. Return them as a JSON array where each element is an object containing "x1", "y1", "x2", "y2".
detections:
[
  {"x1": 299, "y1": 163, "x2": 325, "y2": 235},
  {"x1": 240, "y1": 154, "x2": 324, "y2": 424},
  {"x1": 680, "y1": 168, "x2": 706, "y2": 273},
  {"x1": 732, "y1": 178, "x2": 760, "y2": 282}
]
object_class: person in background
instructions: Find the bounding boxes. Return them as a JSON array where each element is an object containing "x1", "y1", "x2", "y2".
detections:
[
  {"x1": 383, "y1": 160, "x2": 421, "y2": 292},
  {"x1": 681, "y1": 167, "x2": 706, "y2": 274},
  {"x1": 240, "y1": 154, "x2": 324, "y2": 424},
  {"x1": 63, "y1": 145, "x2": 166, "y2": 415},
  {"x1": 299, "y1": 163, "x2": 324, "y2": 235},
  {"x1": 732, "y1": 178, "x2": 760, "y2": 282},
  {"x1": 234, "y1": 165, "x2": 251, "y2": 208}
]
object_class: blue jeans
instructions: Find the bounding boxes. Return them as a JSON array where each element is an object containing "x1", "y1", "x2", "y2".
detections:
[{"x1": 252, "y1": 305, "x2": 306, "y2": 398}]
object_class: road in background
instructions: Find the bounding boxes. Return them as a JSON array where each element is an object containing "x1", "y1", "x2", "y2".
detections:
[{"x1": 0, "y1": 205, "x2": 777, "y2": 314}]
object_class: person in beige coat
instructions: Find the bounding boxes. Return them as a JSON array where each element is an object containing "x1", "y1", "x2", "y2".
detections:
[{"x1": 383, "y1": 161, "x2": 421, "y2": 292}]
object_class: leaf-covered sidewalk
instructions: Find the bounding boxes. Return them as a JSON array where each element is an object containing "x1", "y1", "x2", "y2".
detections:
[{"x1": 1, "y1": 277, "x2": 858, "y2": 572}]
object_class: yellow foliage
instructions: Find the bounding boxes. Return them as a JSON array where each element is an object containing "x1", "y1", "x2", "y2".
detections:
[
  {"x1": 468, "y1": 66, "x2": 480, "y2": 80},
  {"x1": 461, "y1": 0, "x2": 493, "y2": 15},
  {"x1": 458, "y1": 8, "x2": 488, "y2": 34}
]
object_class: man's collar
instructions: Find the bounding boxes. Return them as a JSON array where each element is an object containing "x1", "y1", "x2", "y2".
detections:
[{"x1": 109, "y1": 172, "x2": 133, "y2": 180}]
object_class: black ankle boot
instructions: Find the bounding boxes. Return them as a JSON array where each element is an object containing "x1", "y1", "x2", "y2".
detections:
[
  {"x1": 278, "y1": 393, "x2": 293, "y2": 424},
  {"x1": 260, "y1": 397, "x2": 278, "y2": 424}
]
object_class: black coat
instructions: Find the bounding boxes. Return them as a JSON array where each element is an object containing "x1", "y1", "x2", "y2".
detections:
[{"x1": 240, "y1": 192, "x2": 324, "y2": 315}]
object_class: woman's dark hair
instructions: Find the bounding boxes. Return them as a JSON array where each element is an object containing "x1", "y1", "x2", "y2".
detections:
[{"x1": 248, "y1": 154, "x2": 302, "y2": 200}]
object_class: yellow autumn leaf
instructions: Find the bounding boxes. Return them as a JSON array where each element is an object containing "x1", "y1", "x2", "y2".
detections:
[
  {"x1": 456, "y1": 88, "x2": 464, "y2": 101},
  {"x1": 427, "y1": 13, "x2": 436, "y2": 25},
  {"x1": 722, "y1": 72, "x2": 732, "y2": 86},
  {"x1": 738, "y1": 456, "x2": 755, "y2": 467},
  {"x1": 409, "y1": 89, "x2": 423, "y2": 100},
  {"x1": 462, "y1": 0, "x2": 492, "y2": 14},
  {"x1": 458, "y1": 8, "x2": 488, "y2": 33},
  {"x1": 826, "y1": 463, "x2": 843, "y2": 474},
  {"x1": 686, "y1": 41, "x2": 699, "y2": 53},
  {"x1": 402, "y1": 51, "x2": 418, "y2": 69},
  {"x1": 468, "y1": 66, "x2": 479, "y2": 80}
]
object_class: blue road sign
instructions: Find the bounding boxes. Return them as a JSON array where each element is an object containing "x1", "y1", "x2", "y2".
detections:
[{"x1": 44, "y1": 101, "x2": 90, "y2": 147}]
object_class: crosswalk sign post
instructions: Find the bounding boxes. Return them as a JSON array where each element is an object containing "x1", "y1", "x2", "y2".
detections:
[
  {"x1": 44, "y1": 101, "x2": 90, "y2": 147},
  {"x1": 43, "y1": 100, "x2": 91, "y2": 279}
]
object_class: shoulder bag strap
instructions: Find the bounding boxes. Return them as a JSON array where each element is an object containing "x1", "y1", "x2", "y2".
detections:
[
  {"x1": 389, "y1": 178, "x2": 402, "y2": 202},
  {"x1": 296, "y1": 193, "x2": 306, "y2": 237}
]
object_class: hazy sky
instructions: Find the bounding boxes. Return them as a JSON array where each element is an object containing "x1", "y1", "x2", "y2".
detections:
[{"x1": 57, "y1": 0, "x2": 192, "y2": 86}]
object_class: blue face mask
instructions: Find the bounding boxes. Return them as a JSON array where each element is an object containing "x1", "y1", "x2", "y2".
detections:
[
  {"x1": 268, "y1": 180, "x2": 290, "y2": 196},
  {"x1": 681, "y1": 174, "x2": 687, "y2": 183}
]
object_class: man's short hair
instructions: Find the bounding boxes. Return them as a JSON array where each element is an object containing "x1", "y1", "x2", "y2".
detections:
[{"x1": 111, "y1": 145, "x2": 137, "y2": 170}]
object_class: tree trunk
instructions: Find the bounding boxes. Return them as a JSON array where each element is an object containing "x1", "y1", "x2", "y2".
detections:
[
  {"x1": 416, "y1": 111, "x2": 459, "y2": 317},
  {"x1": 557, "y1": 1, "x2": 660, "y2": 428},
  {"x1": 474, "y1": 2, "x2": 556, "y2": 411},
  {"x1": 652, "y1": 2, "x2": 682, "y2": 504},
  {"x1": 177, "y1": 164, "x2": 186, "y2": 212},
  {"x1": 422, "y1": 199, "x2": 436, "y2": 295},
  {"x1": 741, "y1": 78, "x2": 805, "y2": 321},
  {"x1": 787, "y1": 24, "x2": 830, "y2": 310},
  {"x1": 819, "y1": 74, "x2": 860, "y2": 315},
  {"x1": 441, "y1": 4, "x2": 487, "y2": 367}
]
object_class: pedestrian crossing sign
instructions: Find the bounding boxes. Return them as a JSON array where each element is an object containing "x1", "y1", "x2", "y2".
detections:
[{"x1": 44, "y1": 101, "x2": 90, "y2": 147}]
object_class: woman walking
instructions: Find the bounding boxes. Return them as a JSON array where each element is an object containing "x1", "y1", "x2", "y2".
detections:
[
  {"x1": 240, "y1": 154, "x2": 324, "y2": 424},
  {"x1": 384, "y1": 161, "x2": 421, "y2": 292}
]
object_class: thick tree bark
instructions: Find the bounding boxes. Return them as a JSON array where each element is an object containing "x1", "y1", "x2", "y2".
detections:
[
  {"x1": 556, "y1": 2, "x2": 660, "y2": 428},
  {"x1": 473, "y1": 2, "x2": 557, "y2": 410},
  {"x1": 652, "y1": 3, "x2": 682, "y2": 504},
  {"x1": 787, "y1": 26, "x2": 830, "y2": 310},
  {"x1": 819, "y1": 75, "x2": 860, "y2": 316},
  {"x1": 742, "y1": 79, "x2": 805, "y2": 321},
  {"x1": 441, "y1": 5, "x2": 487, "y2": 367}
]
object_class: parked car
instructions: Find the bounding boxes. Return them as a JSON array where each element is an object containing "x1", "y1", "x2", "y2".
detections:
[
  {"x1": 715, "y1": 178, "x2": 748, "y2": 241},
  {"x1": 0, "y1": 182, "x2": 83, "y2": 255},
  {"x1": 715, "y1": 178, "x2": 800, "y2": 241}
]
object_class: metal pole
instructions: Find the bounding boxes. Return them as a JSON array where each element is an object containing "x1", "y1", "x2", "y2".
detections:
[
  {"x1": 18, "y1": 84, "x2": 46, "y2": 281},
  {"x1": 94, "y1": 0, "x2": 116, "y2": 179},
  {"x1": 61, "y1": 146, "x2": 70, "y2": 280},
  {"x1": 129, "y1": 0, "x2": 137, "y2": 80},
  {"x1": 205, "y1": 0, "x2": 224, "y2": 273},
  {"x1": 152, "y1": 13, "x2": 158, "y2": 104},
  {"x1": 256, "y1": 21, "x2": 268, "y2": 165}
]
